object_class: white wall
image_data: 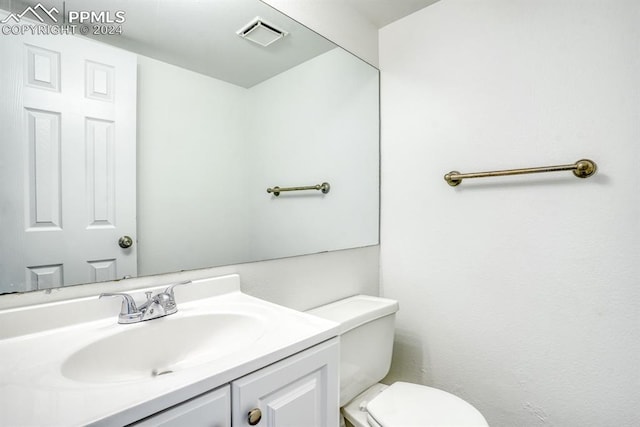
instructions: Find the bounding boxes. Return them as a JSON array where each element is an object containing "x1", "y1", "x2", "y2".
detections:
[
  {"x1": 137, "y1": 56, "x2": 252, "y2": 275},
  {"x1": 137, "y1": 48, "x2": 378, "y2": 278},
  {"x1": 247, "y1": 48, "x2": 379, "y2": 260},
  {"x1": 379, "y1": 1, "x2": 640, "y2": 426}
]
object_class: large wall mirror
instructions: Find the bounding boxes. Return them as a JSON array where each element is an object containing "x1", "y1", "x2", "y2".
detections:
[{"x1": 0, "y1": 0, "x2": 379, "y2": 295}]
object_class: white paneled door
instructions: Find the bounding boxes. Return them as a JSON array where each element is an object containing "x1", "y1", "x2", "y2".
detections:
[{"x1": 0, "y1": 33, "x2": 137, "y2": 292}]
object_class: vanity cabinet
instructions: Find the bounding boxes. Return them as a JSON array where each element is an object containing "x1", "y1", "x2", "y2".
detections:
[
  {"x1": 232, "y1": 338, "x2": 339, "y2": 427},
  {"x1": 133, "y1": 338, "x2": 339, "y2": 427},
  {"x1": 133, "y1": 385, "x2": 231, "y2": 427}
]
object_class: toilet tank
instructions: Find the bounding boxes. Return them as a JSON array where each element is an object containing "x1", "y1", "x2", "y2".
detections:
[{"x1": 307, "y1": 295, "x2": 399, "y2": 406}]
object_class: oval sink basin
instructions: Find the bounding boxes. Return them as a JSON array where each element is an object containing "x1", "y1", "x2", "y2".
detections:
[{"x1": 61, "y1": 313, "x2": 265, "y2": 383}]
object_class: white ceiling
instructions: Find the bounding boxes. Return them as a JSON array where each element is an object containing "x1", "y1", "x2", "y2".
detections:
[
  {"x1": 345, "y1": 0, "x2": 440, "y2": 28},
  {"x1": 4, "y1": 0, "x2": 439, "y2": 86},
  {"x1": 7, "y1": 0, "x2": 337, "y2": 87}
]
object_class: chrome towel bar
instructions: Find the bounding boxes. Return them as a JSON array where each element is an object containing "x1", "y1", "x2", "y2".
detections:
[
  {"x1": 444, "y1": 159, "x2": 597, "y2": 186},
  {"x1": 267, "y1": 182, "x2": 331, "y2": 197}
]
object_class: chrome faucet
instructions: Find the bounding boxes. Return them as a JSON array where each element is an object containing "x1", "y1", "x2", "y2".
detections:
[{"x1": 99, "y1": 281, "x2": 190, "y2": 324}]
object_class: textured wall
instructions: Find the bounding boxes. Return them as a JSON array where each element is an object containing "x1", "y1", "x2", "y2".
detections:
[{"x1": 379, "y1": 0, "x2": 640, "y2": 425}]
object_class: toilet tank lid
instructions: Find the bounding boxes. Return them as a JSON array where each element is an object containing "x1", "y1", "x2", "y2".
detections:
[{"x1": 306, "y1": 295, "x2": 398, "y2": 334}]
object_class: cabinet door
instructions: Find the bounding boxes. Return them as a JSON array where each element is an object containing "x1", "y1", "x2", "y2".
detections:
[
  {"x1": 232, "y1": 338, "x2": 339, "y2": 427},
  {"x1": 133, "y1": 384, "x2": 230, "y2": 427}
]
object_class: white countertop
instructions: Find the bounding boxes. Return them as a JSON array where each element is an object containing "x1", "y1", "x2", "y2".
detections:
[{"x1": 0, "y1": 274, "x2": 339, "y2": 426}]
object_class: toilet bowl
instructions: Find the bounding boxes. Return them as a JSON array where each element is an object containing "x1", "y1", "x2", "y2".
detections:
[{"x1": 307, "y1": 295, "x2": 487, "y2": 427}]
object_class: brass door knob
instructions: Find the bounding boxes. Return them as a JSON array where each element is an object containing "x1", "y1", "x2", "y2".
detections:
[
  {"x1": 248, "y1": 408, "x2": 262, "y2": 425},
  {"x1": 118, "y1": 235, "x2": 133, "y2": 249}
]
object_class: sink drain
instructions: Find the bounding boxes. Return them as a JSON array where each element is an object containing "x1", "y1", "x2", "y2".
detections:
[{"x1": 151, "y1": 369, "x2": 174, "y2": 377}]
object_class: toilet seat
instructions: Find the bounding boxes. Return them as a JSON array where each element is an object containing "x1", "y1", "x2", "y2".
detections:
[{"x1": 363, "y1": 382, "x2": 487, "y2": 427}]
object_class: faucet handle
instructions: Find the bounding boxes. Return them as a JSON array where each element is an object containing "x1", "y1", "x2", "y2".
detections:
[
  {"x1": 163, "y1": 280, "x2": 191, "y2": 299},
  {"x1": 99, "y1": 292, "x2": 138, "y2": 315},
  {"x1": 159, "y1": 281, "x2": 191, "y2": 314}
]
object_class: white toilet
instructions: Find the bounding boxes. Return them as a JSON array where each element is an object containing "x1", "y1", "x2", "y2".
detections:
[{"x1": 307, "y1": 295, "x2": 488, "y2": 427}]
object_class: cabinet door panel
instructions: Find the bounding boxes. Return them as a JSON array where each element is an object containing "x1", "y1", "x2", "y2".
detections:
[
  {"x1": 133, "y1": 384, "x2": 230, "y2": 427},
  {"x1": 232, "y1": 338, "x2": 339, "y2": 427}
]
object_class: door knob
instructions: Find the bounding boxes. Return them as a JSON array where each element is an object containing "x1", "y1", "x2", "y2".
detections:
[
  {"x1": 248, "y1": 408, "x2": 262, "y2": 425},
  {"x1": 118, "y1": 235, "x2": 133, "y2": 248}
]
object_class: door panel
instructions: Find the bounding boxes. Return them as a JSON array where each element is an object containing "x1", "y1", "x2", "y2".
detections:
[
  {"x1": 232, "y1": 339, "x2": 340, "y2": 427},
  {"x1": 133, "y1": 385, "x2": 231, "y2": 427},
  {"x1": 0, "y1": 33, "x2": 137, "y2": 292}
]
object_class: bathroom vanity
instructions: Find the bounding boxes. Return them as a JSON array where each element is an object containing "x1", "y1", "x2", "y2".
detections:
[
  {"x1": 136, "y1": 340, "x2": 337, "y2": 427},
  {"x1": 0, "y1": 275, "x2": 340, "y2": 426}
]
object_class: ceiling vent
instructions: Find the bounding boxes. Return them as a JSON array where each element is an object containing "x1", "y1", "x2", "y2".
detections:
[{"x1": 237, "y1": 17, "x2": 288, "y2": 47}]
